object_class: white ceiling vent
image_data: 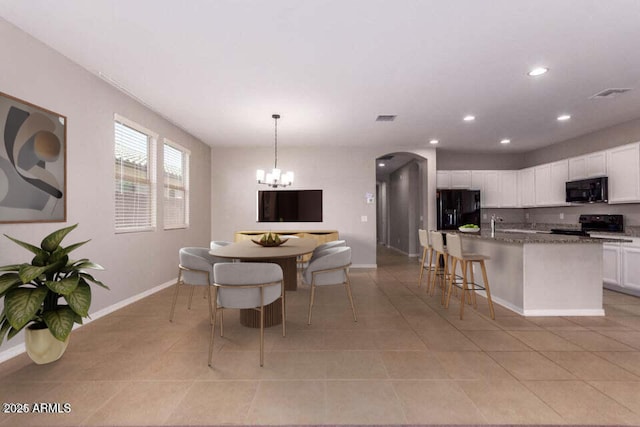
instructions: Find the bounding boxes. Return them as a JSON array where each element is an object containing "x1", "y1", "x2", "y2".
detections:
[
  {"x1": 375, "y1": 115, "x2": 397, "y2": 122},
  {"x1": 589, "y1": 88, "x2": 632, "y2": 99}
]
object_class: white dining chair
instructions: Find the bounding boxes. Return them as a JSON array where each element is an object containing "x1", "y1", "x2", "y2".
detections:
[{"x1": 209, "y1": 262, "x2": 285, "y2": 367}]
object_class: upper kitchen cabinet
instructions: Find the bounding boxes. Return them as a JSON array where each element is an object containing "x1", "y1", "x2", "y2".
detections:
[
  {"x1": 518, "y1": 167, "x2": 535, "y2": 207},
  {"x1": 568, "y1": 151, "x2": 607, "y2": 180},
  {"x1": 500, "y1": 170, "x2": 519, "y2": 207},
  {"x1": 437, "y1": 170, "x2": 472, "y2": 189},
  {"x1": 436, "y1": 170, "x2": 451, "y2": 189},
  {"x1": 607, "y1": 142, "x2": 640, "y2": 203},
  {"x1": 450, "y1": 170, "x2": 472, "y2": 188},
  {"x1": 534, "y1": 160, "x2": 569, "y2": 206}
]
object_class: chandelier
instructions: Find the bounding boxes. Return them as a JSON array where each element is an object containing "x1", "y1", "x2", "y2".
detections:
[{"x1": 256, "y1": 114, "x2": 294, "y2": 187}]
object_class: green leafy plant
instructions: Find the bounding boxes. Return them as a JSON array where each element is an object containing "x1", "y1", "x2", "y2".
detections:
[{"x1": 0, "y1": 224, "x2": 108, "y2": 344}]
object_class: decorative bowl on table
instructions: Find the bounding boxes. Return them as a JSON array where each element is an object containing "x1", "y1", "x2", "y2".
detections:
[
  {"x1": 251, "y1": 232, "x2": 288, "y2": 247},
  {"x1": 458, "y1": 225, "x2": 480, "y2": 233}
]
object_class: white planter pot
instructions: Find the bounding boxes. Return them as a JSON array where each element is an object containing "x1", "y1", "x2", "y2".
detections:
[{"x1": 25, "y1": 327, "x2": 69, "y2": 365}]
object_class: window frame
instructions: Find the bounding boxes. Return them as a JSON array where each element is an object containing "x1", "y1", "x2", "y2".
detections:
[
  {"x1": 162, "y1": 138, "x2": 190, "y2": 230},
  {"x1": 114, "y1": 114, "x2": 158, "y2": 234}
]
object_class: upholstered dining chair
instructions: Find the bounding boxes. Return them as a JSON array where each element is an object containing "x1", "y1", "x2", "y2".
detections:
[
  {"x1": 310, "y1": 239, "x2": 346, "y2": 262},
  {"x1": 170, "y1": 247, "x2": 224, "y2": 323},
  {"x1": 209, "y1": 262, "x2": 285, "y2": 367},
  {"x1": 302, "y1": 246, "x2": 357, "y2": 325},
  {"x1": 210, "y1": 240, "x2": 232, "y2": 250}
]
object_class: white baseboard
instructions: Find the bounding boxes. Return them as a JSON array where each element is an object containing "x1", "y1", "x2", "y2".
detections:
[
  {"x1": 0, "y1": 278, "x2": 177, "y2": 364},
  {"x1": 477, "y1": 292, "x2": 605, "y2": 317},
  {"x1": 351, "y1": 264, "x2": 377, "y2": 269},
  {"x1": 523, "y1": 308, "x2": 605, "y2": 317}
]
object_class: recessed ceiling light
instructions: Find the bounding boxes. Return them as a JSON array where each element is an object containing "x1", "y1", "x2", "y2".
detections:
[
  {"x1": 429, "y1": 139, "x2": 439, "y2": 145},
  {"x1": 500, "y1": 139, "x2": 511, "y2": 144},
  {"x1": 557, "y1": 114, "x2": 571, "y2": 121},
  {"x1": 378, "y1": 162, "x2": 386, "y2": 167},
  {"x1": 528, "y1": 67, "x2": 548, "y2": 77},
  {"x1": 463, "y1": 115, "x2": 475, "y2": 122}
]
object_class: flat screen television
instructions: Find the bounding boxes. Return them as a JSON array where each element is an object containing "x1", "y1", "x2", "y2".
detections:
[{"x1": 257, "y1": 190, "x2": 323, "y2": 222}]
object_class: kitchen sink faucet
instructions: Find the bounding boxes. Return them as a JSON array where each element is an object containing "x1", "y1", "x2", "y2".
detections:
[{"x1": 490, "y1": 214, "x2": 503, "y2": 236}]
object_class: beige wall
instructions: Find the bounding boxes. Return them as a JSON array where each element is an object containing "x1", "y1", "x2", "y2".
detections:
[
  {"x1": 0, "y1": 19, "x2": 212, "y2": 356},
  {"x1": 211, "y1": 146, "x2": 437, "y2": 266}
]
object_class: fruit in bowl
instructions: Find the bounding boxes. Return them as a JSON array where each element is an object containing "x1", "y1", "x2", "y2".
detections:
[
  {"x1": 252, "y1": 232, "x2": 288, "y2": 247},
  {"x1": 458, "y1": 224, "x2": 480, "y2": 233}
]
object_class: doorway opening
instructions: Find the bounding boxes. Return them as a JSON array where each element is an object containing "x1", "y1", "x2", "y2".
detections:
[{"x1": 375, "y1": 152, "x2": 429, "y2": 260}]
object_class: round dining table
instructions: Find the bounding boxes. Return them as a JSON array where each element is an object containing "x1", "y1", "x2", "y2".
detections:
[{"x1": 209, "y1": 237, "x2": 317, "y2": 327}]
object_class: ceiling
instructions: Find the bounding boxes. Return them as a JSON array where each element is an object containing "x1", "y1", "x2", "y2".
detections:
[{"x1": 2, "y1": 0, "x2": 640, "y2": 154}]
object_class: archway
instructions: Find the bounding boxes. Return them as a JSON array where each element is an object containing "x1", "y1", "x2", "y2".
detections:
[{"x1": 375, "y1": 152, "x2": 430, "y2": 259}]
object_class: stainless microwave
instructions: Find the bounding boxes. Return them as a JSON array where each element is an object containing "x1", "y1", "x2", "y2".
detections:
[{"x1": 566, "y1": 176, "x2": 608, "y2": 203}]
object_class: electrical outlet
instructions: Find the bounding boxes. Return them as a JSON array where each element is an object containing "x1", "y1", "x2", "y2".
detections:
[
  {"x1": 525, "y1": 212, "x2": 530, "y2": 219},
  {"x1": 361, "y1": 215, "x2": 368, "y2": 222},
  {"x1": 559, "y1": 213, "x2": 564, "y2": 220},
  {"x1": 483, "y1": 213, "x2": 487, "y2": 220}
]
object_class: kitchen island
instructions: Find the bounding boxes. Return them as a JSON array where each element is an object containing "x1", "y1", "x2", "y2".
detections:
[{"x1": 455, "y1": 230, "x2": 623, "y2": 316}]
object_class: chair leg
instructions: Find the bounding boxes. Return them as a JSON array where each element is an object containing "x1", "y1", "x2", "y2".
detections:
[
  {"x1": 307, "y1": 283, "x2": 316, "y2": 325},
  {"x1": 220, "y1": 308, "x2": 224, "y2": 337},
  {"x1": 206, "y1": 285, "x2": 213, "y2": 325},
  {"x1": 208, "y1": 287, "x2": 218, "y2": 367},
  {"x1": 480, "y1": 260, "x2": 496, "y2": 320},
  {"x1": 445, "y1": 257, "x2": 457, "y2": 309},
  {"x1": 470, "y1": 262, "x2": 477, "y2": 307},
  {"x1": 169, "y1": 270, "x2": 183, "y2": 322},
  {"x1": 429, "y1": 253, "x2": 440, "y2": 295},
  {"x1": 427, "y1": 247, "x2": 435, "y2": 289},
  {"x1": 418, "y1": 246, "x2": 427, "y2": 287},
  {"x1": 460, "y1": 260, "x2": 469, "y2": 320},
  {"x1": 440, "y1": 254, "x2": 449, "y2": 305},
  {"x1": 344, "y1": 273, "x2": 358, "y2": 322}
]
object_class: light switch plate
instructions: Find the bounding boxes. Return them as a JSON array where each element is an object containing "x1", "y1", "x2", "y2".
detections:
[{"x1": 361, "y1": 216, "x2": 368, "y2": 222}]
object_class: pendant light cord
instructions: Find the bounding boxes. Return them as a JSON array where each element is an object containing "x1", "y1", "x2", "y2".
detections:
[{"x1": 274, "y1": 115, "x2": 278, "y2": 170}]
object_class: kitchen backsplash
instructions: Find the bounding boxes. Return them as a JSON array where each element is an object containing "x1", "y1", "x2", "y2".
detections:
[{"x1": 481, "y1": 203, "x2": 640, "y2": 235}]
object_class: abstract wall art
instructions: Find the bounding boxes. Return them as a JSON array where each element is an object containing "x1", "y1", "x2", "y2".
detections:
[{"x1": 0, "y1": 92, "x2": 66, "y2": 223}]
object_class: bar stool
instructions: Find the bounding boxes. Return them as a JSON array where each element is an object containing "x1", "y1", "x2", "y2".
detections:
[
  {"x1": 444, "y1": 233, "x2": 495, "y2": 320},
  {"x1": 417, "y1": 229, "x2": 435, "y2": 288},
  {"x1": 429, "y1": 231, "x2": 449, "y2": 304}
]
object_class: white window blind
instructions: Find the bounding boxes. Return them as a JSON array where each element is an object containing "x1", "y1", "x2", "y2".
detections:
[
  {"x1": 114, "y1": 115, "x2": 157, "y2": 233},
  {"x1": 163, "y1": 139, "x2": 190, "y2": 229}
]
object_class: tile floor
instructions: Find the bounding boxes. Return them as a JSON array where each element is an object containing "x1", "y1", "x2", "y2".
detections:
[{"x1": 2, "y1": 246, "x2": 640, "y2": 426}]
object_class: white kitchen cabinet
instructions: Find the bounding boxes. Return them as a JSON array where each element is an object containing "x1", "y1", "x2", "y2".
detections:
[
  {"x1": 622, "y1": 239, "x2": 640, "y2": 292},
  {"x1": 450, "y1": 170, "x2": 472, "y2": 188},
  {"x1": 550, "y1": 160, "x2": 569, "y2": 205},
  {"x1": 602, "y1": 242, "x2": 621, "y2": 287},
  {"x1": 470, "y1": 170, "x2": 485, "y2": 191},
  {"x1": 436, "y1": 171, "x2": 451, "y2": 189},
  {"x1": 483, "y1": 171, "x2": 500, "y2": 207},
  {"x1": 534, "y1": 160, "x2": 569, "y2": 206},
  {"x1": 568, "y1": 151, "x2": 607, "y2": 180},
  {"x1": 607, "y1": 142, "x2": 640, "y2": 203},
  {"x1": 500, "y1": 170, "x2": 519, "y2": 207},
  {"x1": 518, "y1": 167, "x2": 535, "y2": 207},
  {"x1": 596, "y1": 236, "x2": 640, "y2": 296},
  {"x1": 534, "y1": 164, "x2": 551, "y2": 206}
]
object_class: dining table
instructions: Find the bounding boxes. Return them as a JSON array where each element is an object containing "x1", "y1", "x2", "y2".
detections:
[{"x1": 209, "y1": 237, "x2": 317, "y2": 327}]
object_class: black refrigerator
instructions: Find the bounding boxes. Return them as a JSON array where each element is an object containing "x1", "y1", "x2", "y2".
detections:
[{"x1": 436, "y1": 189, "x2": 481, "y2": 230}]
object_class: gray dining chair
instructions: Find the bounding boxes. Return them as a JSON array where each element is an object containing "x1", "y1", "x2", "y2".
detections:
[
  {"x1": 209, "y1": 262, "x2": 285, "y2": 367},
  {"x1": 302, "y1": 246, "x2": 356, "y2": 325},
  {"x1": 170, "y1": 247, "x2": 225, "y2": 323}
]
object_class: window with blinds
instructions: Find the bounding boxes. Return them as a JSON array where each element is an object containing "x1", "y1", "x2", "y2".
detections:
[
  {"x1": 114, "y1": 115, "x2": 157, "y2": 233},
  {"x1": 163, "y1": 140, "x2": 190, "y2": 229}
]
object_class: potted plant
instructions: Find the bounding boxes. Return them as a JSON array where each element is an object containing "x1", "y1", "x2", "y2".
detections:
[{"x1": 0, "y1": 224, "x2": 108, "y2": 364}]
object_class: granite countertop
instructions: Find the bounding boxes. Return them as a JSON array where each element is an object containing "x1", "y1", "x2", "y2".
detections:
[{"x1": 450, "y1": 230, "x2": 630, "y2": 244}]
